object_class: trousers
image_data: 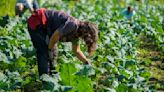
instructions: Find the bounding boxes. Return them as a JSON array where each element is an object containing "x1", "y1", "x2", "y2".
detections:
[{"x1": 28, "y1": 26, "x2": 57, "y2": 76}]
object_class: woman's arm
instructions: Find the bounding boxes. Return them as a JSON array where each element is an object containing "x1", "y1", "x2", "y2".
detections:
[
  {"x1": 29, "y1": 7, "x2": 34, "y2": 13},
  {"x1": 48, "y1": 31, "x2": 60, "y2": 49},
  {"x1": 26, "y1": 0, "x2": 34, "y2": 13},
  {"x1": 72, "y1": 43, "x2": 89, "y2": 64},
  {"x1": 49, "y1": 30, "x2": 89, "y2": 64}
]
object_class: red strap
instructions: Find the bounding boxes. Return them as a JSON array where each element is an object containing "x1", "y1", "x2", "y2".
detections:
[{"x1": 27, "y1": 8, "x2": 47, "y2": 30}]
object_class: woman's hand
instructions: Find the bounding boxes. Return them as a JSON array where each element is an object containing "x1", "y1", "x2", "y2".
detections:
[
  {"x1": 48, "y1": 48, "x2": 55, "y2": 60},
  {"x1": 72, "y1": 43, "x2": 90, "y2": 64}
]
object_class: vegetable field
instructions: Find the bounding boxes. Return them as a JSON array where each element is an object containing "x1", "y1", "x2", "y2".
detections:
[{"x1": 0, "y1": 0, "x2": 164, "y2": 92}]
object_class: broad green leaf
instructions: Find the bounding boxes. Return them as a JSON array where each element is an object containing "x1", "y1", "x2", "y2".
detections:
[
  {"x1": 60, "y1": 63, "x2": 76, "y2": 86},
  {"x1": 40, "y1": 74, "x2": 60, "y2": 91},
  {"x1": 76, "y1": 76, "x2": 93, "y2": 92},
  {"x1": 76, "y1": 65, "x2": 95, "y2": 76},
  {"x1": 116, "y1": 84, "x2": 128, "y2": 92}
]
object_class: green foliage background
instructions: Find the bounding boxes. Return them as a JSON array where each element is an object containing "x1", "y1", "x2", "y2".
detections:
[
  {"x1": 0, "y1": 0, "x2": 164, "y2": 92},
  {"x1": 0, "y1": 0, "x2": 16, "y2": 16}
]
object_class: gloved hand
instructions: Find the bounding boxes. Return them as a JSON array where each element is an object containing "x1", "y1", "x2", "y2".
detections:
[{"x1": 48, "y1": 48, "x2": 56, "y2": 60}]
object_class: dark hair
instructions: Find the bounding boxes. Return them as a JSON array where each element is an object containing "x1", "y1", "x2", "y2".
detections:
[
  {"x1": 127, "y1": 6, "x2": 132, "y2": 12},
  {"x1": 77, "y1": 21, "x2": 98, "y2": 53}
]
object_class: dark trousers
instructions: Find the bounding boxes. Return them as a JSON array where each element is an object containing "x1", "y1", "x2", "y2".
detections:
[{"x1": 28, "y1": 26, "x2": 57, "y2": 76}]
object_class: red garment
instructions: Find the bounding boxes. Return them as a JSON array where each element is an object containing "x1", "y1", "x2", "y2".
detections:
[{"x1": 27, "y1": 8, "x2": 47, "y2": 30}]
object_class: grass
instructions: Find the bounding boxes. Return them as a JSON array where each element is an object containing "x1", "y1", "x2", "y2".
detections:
[{"x1": 0, "y1": 0, "x2": 16, "y2": 16}]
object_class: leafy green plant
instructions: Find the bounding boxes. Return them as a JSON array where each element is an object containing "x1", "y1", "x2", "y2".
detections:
[{"x1": 0, "y1": 0, "x2": 163, "y2": 91}]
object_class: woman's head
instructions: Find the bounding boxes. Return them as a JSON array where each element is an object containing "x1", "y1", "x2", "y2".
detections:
[
  {"x1": 77, "y1": 21, "x2": 98, "y2": 56},
  {"x1": 127, "y1": 6, "x2": 132, "y2": 13},
  {"x1": 15, "y1": 3, "x2": 24, "y2": 16}
]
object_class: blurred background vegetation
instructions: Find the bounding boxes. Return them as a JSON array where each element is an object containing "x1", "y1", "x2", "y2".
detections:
[
  {"x1": 0, "y1": 0, "x2": 42, "y2": 16},
  {"x1": 0, "y1": 0, "x2": 164, "y2": 16},
  {"x1": 0, "y1": 0, "x2": 16, "y2": 16},
  {"x1": 0, "y1": 0, "x2": 164, "y2": 91}
]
